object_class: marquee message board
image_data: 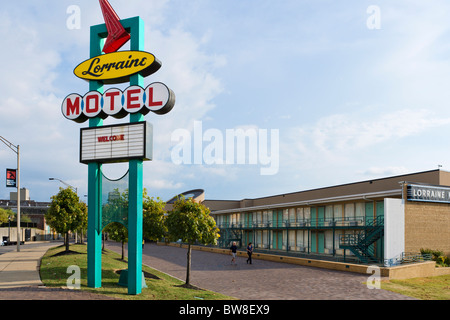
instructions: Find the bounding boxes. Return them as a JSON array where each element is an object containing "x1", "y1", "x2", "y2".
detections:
[{"x1": 80, "y1": 121, "x2": 152, "y2": 164}]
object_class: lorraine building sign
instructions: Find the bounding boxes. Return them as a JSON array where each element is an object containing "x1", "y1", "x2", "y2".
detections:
[
  {"x1": 61, "y1": 0, "x2": 175, "y2": 295},
  {"x1": 73, "y1": 50, "x2": 161, "y2": 83},
  {"x1": 407, "y1": 184, "x2": 450, "y2": 204}
]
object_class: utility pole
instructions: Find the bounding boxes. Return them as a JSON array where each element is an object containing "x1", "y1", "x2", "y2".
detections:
[{"x1": 0, "y1": 136, "x2": 21, "y2": 252}]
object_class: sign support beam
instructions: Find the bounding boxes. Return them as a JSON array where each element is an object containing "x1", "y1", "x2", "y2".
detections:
[
  {"x1": 127, "y1": 16, "x2": 145, "y2": 296},
  {"x1": 87, "y1": 23, "x2": 105, "y2": 289}
]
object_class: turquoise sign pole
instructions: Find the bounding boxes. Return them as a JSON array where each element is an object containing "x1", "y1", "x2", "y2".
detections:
[
  {"x1": 87, "y1": 23, "x2": 105, "y2": 289},
  {"x1": 125, "y1": 16, "x2": 145, "y2": 296},
  {"x1": 86, "y1": 17, "x2": 145, "y2": 295}
]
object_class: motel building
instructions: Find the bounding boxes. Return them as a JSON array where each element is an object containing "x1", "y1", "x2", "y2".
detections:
[{"x1": 185, "y1": 169, "x2": 450, "y2": 267}]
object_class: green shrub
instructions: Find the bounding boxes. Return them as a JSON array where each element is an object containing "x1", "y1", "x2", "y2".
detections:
[{"x1": 420, "y1": 248, "x2": 449, "y2": 267}]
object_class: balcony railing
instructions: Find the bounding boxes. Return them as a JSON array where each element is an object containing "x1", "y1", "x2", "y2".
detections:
[{"x1": 217, "y1": 216, "x2": 382, "y2": 230}]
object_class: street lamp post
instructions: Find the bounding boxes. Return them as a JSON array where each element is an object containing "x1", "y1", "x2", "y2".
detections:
[
  {"x1": 49, "y1": 178, "x2": 78, "y2": 194},
  {"x1": 8, "y1": 216, "x2": 11, "y2": 244},
  {"x1": 0, "y1": 136, "x2": 21, "y2": 252}
]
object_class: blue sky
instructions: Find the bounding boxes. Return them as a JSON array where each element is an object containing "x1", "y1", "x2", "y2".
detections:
[{"x1": 2, "y1": 0, "x2": 450, "y2": 202}]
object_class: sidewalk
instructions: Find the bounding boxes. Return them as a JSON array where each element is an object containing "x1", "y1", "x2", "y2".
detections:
[
  {"x1": 0, "y1": 241, "x2": 119, "y2": 300},
  {"x1": 0, "y1": 241, "x2": 57, "y2": 289}
]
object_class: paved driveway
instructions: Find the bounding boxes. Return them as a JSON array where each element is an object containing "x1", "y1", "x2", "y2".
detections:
[{"x1": 106, "y1": 242, "x2": 416, "y2": 300}]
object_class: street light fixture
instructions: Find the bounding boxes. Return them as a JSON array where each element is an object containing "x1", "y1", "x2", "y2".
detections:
[
  {"x1": 49, "y1": 178, "x2": 78, "y2": 194},
  {"x1": 0, "y1": 136, "x2": 21, "y2": 252}
]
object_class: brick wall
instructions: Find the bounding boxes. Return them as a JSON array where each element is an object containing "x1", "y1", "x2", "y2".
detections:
[{"x1": 405, "y1": 201, "x2": 450, "y2": 256}]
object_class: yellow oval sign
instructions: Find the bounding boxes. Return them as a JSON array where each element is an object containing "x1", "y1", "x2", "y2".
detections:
[{"x1": 73, "y1": 51, "x2": 161, "y2": 84}]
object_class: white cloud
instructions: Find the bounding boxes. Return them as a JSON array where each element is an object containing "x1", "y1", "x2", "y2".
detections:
[
  {"x1": 287, "y1": 109, "x2": 450, "y2": 157},
  {"x1": 358, "y1": 166, "x2": 410, "y2": 177}
]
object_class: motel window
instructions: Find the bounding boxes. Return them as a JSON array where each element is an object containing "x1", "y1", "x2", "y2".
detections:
[
  {"x1": 304, "y1": 207, "x2": 311, "y2": 222},
  {"x1": 355, "y1": 202, "x2": 365, "y2": 218},
  {"x1": 296, "y1": 207, "x2": 303, "y2": 222},
  {"x1": 325, "y1": 205, "x2": 333, "y2": 224},
  {"x1": 256, "y1": 211, "x2": 262, "y2": 225},
  {"x1": 345, "y1": 203, "x2": 355, "y2": 222},
  {"x1": 262, "y1": 211, "x2": 268, "y2": 224},
  {"x1": 263, "y1": 230, "x2": 269, "y2": 248},
  {"x1": 296, "y1": 230, "x2": 304, "y2": 248},
  {"x1": 256, "y1": 231, "x2": 262, "y2": 247},
  {"x1": 288, "y1": 208, "x2": 296, "y2": 224},
  {"x1": 325, "y1": 230, "x2": 333, "y2": 250},
  {"x1": 334, "y1": 231, "x2": 342, "y2": 250},
  {"x1": 216, "y1": 215, "x2": 222, "y2": 226},
  {"x1": 232, "y1": 214, "x2": 237, "y2": 226},
  {"x1": 333, "y1": 205, "x2": 343, "y2": 221},
  {"x1": 289, "y1": 230, "x2": 296, "y2": 249}
]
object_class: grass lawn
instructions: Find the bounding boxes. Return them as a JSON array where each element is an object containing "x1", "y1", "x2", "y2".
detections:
[
  {"x1": 39, "y1": 244, "x2": 236, "y2": 300},
  {"x1": 381, "y1": 274, "x2": 450, "y2": 300}
]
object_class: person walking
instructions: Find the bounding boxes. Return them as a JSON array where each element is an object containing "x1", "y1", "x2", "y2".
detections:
[
  {"x1": 230, "y1": 241, "x2": 238, "y2": 264},
  {"x1": 246, "y1": 242, "x2": 254, "y2": 264}
]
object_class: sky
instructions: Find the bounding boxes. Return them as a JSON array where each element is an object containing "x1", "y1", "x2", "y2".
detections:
[{"x1": 2, "y1": 0, "x2": 450, "y2": 203}]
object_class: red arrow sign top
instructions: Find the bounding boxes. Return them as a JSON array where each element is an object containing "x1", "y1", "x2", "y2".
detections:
[{"x1": 99, "y1": 0, "x2": 131, "y2": 53}]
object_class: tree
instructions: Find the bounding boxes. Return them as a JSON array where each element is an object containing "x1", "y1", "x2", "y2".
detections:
[
  {"x1": 102, "y1": 187, "x2": 128, "y2": 256},
  {"x1": 0, "y1": 208, "x2": 31, "y2": 224},
  {"x1": 142, "y1": 190, "x2": 167, "y2": 243},
  {"x1": 0, "y1": 208, "x2": 12, "y2": 224},
  {"x1": 166, "y1": 197, "x2": 220, "y2": 287},
  {"x1": 74, "y1": 201, "x2": 87, "y2": 244},
  {"x1": 104, "y1": 222, "x2": 128, "y2": 260},
  {"x1": 45, "y1": 187, "x2": 86, "y2": 252}
]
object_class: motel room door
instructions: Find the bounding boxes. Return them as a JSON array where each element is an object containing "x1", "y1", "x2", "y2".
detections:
[
  {"x1": 272, "y1": 231, "x2": 283, "y2": 250},
  {"x1": 310, "y1": 231, "x2": 325, "y2": 253},
  {"x1": 271, "y1": 210, "x2": 283, "y2": 250},
  {"x1": 272, "y1": 210, "x2": 283, "y2": 228},
  {"x1": 311, "y1": 207, "x2": 325, "y2": 227}
]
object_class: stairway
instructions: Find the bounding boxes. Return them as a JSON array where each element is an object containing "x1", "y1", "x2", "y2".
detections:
[
  {"x1": 339, "y1": 216, "x2": 384, "y2": 264},
  {"x1": 219, "y1": 225, "x2": 242, "y2": 247}
]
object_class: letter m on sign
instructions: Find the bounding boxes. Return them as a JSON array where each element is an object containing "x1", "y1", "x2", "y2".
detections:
[{"x1": 67, "y1": 96, "x2": 81, "y2": 116}]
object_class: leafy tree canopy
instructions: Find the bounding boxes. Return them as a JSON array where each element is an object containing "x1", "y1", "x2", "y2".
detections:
[
  {"x1": 45, "y1": 187, "x2": 85, "y2": 236},
  {"x1": 166, "y1": 197, "x2": 219, "y2": 245},
  {"x1": 142, "y1": 189, "x2": 167, "y2": 241}
]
